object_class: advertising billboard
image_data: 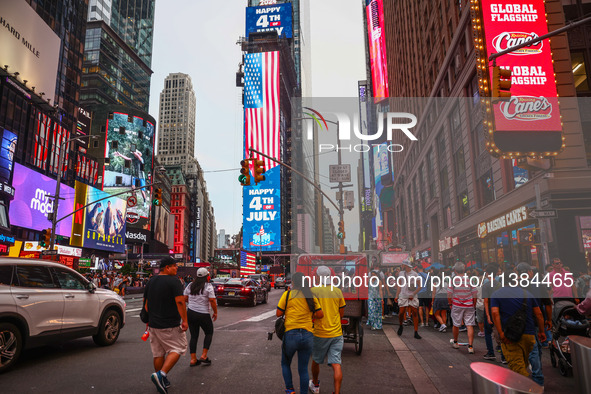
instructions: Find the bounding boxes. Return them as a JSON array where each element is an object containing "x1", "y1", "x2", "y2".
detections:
[
  {"x1": 372, "y1": 143, "x2": 393, "y2": 249},
  {"x1": 10, "y1": 163, "x2": 74, "y2": 236},
  {"x1": 475, "y1": 0, "x2": 562, "y2": 156},
  {"x1": 153, "y1": 205, "x2": 174, "y2": 249},
  {"x1": 366, "y1": 0, "x2": 389, "y2": 103},
  {"x1": 246, "y1": 3, "x2": 293, "y2": 39},
  {"x1": 0, "y1": 127, "x2": 17, "y2": 183},
  {"x1": 104, "y1": 112, "x2": 154, "y2": 230},
  {"x1": 0, "y1": 0, "x2": 61, "y2": 105},
  {"x1": 81, "y1": 184, "x2": 127, "y2": 253},
  {"x1": 243, "y1": 51, "x2": 281, "y2": 252}
]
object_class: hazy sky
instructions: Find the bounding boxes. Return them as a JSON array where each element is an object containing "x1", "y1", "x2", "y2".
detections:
[{"x1": 148, "y1": 0, "x2": 367, "y2": 238}]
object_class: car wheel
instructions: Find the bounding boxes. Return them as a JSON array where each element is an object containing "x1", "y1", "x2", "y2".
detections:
[
  {"x1": 93, "y1": 310, "x2": 121, "y2": 346},
  {"x1": 251, "y1": 294, "x2": 258, "y2": 307},
  {"x1": 262, "y1": 291, "x2": 268, "y2": 304},
  {"x1": 0, "y1": 323, "x2": 23, "y2": 373}
]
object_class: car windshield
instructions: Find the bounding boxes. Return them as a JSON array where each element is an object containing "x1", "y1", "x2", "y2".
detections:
[{"x1": 212, "y1": 278, "x2": 228, "y2": 283}]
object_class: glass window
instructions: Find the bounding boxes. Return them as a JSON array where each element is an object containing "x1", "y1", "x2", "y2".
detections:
[
  {"x1": 0, "y1": 265, "x2": 12, "y2": 286},
  {"x1": 15, "y1": 266, "x2": 58, "y2": 288},
  {"x1": 52, "y1": 268, "x2": 87, "y2": 290},
  {"x1": 453, "y1": 146, "x2": 466, "y2": 178},
  {"x1": 440, "y1": 167, "x2": 450, "y2": 192},
  {"x1": 479, "y1": 169, "x2": 496, "y2": 206},
  {"x1": 458, "y1": 191, "x2": 470, "y2": 219},
  {"x1": 571, "y1": 51, "x2": 589, "y2": 92}
]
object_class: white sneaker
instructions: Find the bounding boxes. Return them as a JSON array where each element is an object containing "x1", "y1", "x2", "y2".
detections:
[
  {"x1": 468, "y1": 346, "x2": 475, "y2": 354},
  {"x1": 439, "y1": 324, "x2": 447, "y2": 332},
  {"x1": 450, "y1": 339, "x2": 459, "y2": 349},
  {"x1": 309, "y1": 379, "x2": 320, "y2": 394}
]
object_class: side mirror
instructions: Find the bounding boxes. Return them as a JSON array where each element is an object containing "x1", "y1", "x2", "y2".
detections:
[{"x1": 88, "y1": 282, "x2": 96, "y2": 293}]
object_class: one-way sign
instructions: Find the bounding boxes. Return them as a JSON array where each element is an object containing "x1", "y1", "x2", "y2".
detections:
[{"x1": 528, "y1": 209, "x2": 558, "y2": 219}]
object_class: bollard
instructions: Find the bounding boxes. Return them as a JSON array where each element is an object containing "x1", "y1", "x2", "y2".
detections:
[
  {"x1": 569, "y1": 335, "x2": 591, "y2": 394},
  {"x1": 470, "y1": 362, "x2": 543, "y2": 394}
]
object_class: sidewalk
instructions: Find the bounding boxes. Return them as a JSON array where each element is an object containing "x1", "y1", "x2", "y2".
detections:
[{"x1": 380, "y1": 315, "x2": 576, "y2": 394}]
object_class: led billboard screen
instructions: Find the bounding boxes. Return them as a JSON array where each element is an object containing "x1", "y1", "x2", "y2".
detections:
[
  {"x1": 246, "y1": 3, "x2": 293, "y2": 39},
  {"x1": 366, "y1": 0, "x2": 389, "y2": 103},
  {"x1": 104, "y1": 112, "x2": 154, "y2": 230},
  {"x1": 0, "y1": 127, "x2": 17, "y2": 183},
  {"x1": 475, "y1": 0, "x2": 563, "y2": 156},
  {"x1": 243, "y1": 51, "x2": 281, "y2": 252},
  {"x1": 10, "y1": 163, "x2": 74, "y2": 236}
]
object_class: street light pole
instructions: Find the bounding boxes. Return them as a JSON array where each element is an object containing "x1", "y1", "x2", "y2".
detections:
[{"x1": 49, "y1": 134, "x2": 98, "y2": 250}]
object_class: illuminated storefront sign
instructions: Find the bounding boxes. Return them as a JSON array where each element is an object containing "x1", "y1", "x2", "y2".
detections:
[
  {"x1": 366, "y1": 0, "x2": 389, "y2": 102},
  {"x1": 471, "y1": 0, "x2": 563, "y2": 157},
  {"x1": 477, "y1": 205, "x2": 529, "y2": 238}
]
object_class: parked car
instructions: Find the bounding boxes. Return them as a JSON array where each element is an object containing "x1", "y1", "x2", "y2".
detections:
[
  {"x1": 216, "y1": 278, "x2": 268, "y2": 307},
  {"x1": 0, "y1": 259, "x2": 126, "y2": 373},
  {"x1": 274, "y1": 276, "x2": 286, "y2": 289},
  {"x1": 248, "y1": 274, "x2": 272, "y2": 292}
]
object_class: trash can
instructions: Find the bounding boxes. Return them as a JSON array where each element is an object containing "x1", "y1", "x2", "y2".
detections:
[
  {"x1": 569, "y1": 335, "x2": 591, "y2": 394},
  {"x1": 470, "y1": 362, "x2": 543, "y2": 394}
]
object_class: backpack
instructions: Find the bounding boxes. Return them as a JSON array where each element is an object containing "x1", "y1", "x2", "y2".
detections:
[{"x1": 503, "y1": 289, "x2": 529, "y2": 342}]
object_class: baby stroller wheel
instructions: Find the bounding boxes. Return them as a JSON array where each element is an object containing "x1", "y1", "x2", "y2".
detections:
[
  {"x1": 558, "y1": 358, "x2": 571, "y2": 377},
  {"x1": 550, "y1": 349, "x2": 557, "y2": 368}
]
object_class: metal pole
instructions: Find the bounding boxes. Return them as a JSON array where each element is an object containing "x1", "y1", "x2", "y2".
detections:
[
  {"x1": 535, "y1": 183, "x2": 551, "y2": 271},
  {"x1": 335, "y1": 121, "x2": 345, "y2": 255}
]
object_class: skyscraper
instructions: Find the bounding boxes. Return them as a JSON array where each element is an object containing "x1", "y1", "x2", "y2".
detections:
[{"x1": 156, "y1": 73, "x2": 197, "y2": 171}]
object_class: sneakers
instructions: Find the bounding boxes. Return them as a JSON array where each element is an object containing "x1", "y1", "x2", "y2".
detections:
[
  {"x1": 285, "y1": 390, "x2": 296, "y2": 394},
  {"x1": 468, "y1": 346, "x2": 475, "y2": 354},
  {"x1": 151, "y1": 371, "x2": 168, "y2": 394},
  {"x1": 483, "y1": 353, "x2": 496, "y2": 360},
  {"x1": 199, "y1": 357, "x2": 212, "y2": 366},
  {"x1": 478, "y1": 331, "x2": 485, "y2": 338},
  {"x1": 162, "y1": 376, "x2": 171, "y2": 389},
  {"x1": 309, "y1": 380, "x2": 320, "y2": 394},
  {"x1": 403, "y1": 319, "x2": 412, "y2": 326},
  {"x1": 501, "y1": 356, "x2": 508, "y2": 364},
  {"x1": 397, "y1": 326, "x2": 403, "y2": 336},
  {"x1": 414, "y1": 331, "x2": 422, "y2": 339},
  {"x1": 459, "y1": 325, "x2": 467, "y2": 332},
  {"x1": 450, "y1": 339, "x2": 459, "y2": 349},
  {"x1": 439, "y1": 324, "x2": 447, "y2": 332}
]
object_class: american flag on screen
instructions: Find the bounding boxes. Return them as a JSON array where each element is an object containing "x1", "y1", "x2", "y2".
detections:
[
  {"x1": 244, "y1": 51, "x2": 280, "y2": 171},
  {"x1": 240, "y1": 251, "x2": 256, "y2": 276}
]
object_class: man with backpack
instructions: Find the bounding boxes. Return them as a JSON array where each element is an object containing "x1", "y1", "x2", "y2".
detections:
[{"x1": 490, "y1": 281, "x2": 546, "y2": 379}]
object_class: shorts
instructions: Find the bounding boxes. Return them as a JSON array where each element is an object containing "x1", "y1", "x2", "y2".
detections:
[
  {"x1": 418, "y1": 297, "x2": 431, "y2": 307},
  {"x1": 451, "y1": 307, "x2": 476, "y2": 327},
  {"x1": 312, "y1": 336, "x2": 344, "y2": 365},
  {"x1": 149, "y1": 326, "x2": 188, "y2": 358},
  {"x1": 433, "y1": 297, "x2": 450, "y2": 312},
  {"x1": 476, "y1": 308, "x2": 485, "y2": 324},
  {"x1": 398, "y1": 297, "x2": 419, "y2": 309}
]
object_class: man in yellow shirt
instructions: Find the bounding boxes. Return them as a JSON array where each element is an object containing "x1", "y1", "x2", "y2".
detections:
[{"x1": 309, "y1": 266, "x2": 346, "y2": 394}]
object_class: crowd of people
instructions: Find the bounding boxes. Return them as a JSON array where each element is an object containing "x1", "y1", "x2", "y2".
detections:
[{"x1": 85, "y1": 272, "x2": 152, "y2": 296}]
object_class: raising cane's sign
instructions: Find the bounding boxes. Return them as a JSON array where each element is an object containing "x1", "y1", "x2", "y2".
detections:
[{"x1": 482, "y1": 1, "x2": 561, "y2": 131}]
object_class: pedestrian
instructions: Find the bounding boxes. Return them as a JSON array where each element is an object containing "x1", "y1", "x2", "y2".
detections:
[
  {"x1": 481, "y1": 263, "x2": 502, "y2": 362},
  {"x1": 395, "y1": 260, "x2": 422, "y2": 339},
  {"x1": 549, "y1": 258, "x2": 578, "y2": 303},
  {"x1": 515, "y1": 263, "x2": 552, "y2": 387},
  {"x1": 367, "y1": 262, "x2": 383, "y2": 330},
  {"x1": 277, "y1": 272, "x2": 323, "y2": 394},
  {"x1": 309, "y1": 266, "x2": 346, "y2": 394},
  {"x1": 490, "y1": 279, "x2": 546, "y2": 379},
  {"x1": 448, "y1": 262, "x2": 477, "y2": 354},
  {"x1": 431, "y1": 269, "x2": 450, "y2": 332},
  {"x1": 416, "y1": 265, "x2": 431, "y2": 327},
  {"x1": 575, "y1": 266, "x2": 591, "y2": 299},
  {"x1": 144, "y1": 257, "x2": 188, "y2": 394},
  {"x1": 184, "y1": 267, "x2": 217, "y2": 367}
]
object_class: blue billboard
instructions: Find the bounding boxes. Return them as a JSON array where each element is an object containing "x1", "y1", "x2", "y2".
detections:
[
  {"x1": 0, "y1": 127, "x2": 17, "y2": 183},
  {"x1": 246, "y1": 3, "x2": 293, "y2": 39}
]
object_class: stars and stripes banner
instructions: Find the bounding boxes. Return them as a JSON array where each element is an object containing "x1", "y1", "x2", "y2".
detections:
[
  {"x1": 244, "y1": 51, "x2": 280, "y2": 171},
  {"x1": 240, "y1": 251, "x2": 256, "y2": 276}
]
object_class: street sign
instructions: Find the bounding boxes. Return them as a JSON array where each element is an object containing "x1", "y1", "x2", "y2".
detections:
[
  {"x1": 329, "y1": 164, "x2": 351, "y2": 183},
  {"x1": 42, "y1": 250, "x2": 58, "y2": 255},
  {"x1": 127, "y1": 196, "x2": 137, "y2": 208},
  {"x1": 528, "y1": 209, "x2": 558, "y2": 219}
]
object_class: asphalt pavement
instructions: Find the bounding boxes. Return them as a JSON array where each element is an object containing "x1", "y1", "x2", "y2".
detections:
[{"x1": 0, "y1": 291, "x2": 580, "y2": 393}]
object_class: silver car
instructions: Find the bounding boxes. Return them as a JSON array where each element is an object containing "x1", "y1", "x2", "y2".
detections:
[{"x1": 0, "y1": 259, "x2": 126, "y2": 372}]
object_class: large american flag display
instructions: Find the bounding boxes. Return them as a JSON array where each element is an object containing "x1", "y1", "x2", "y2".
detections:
[
  {"x1": 240, "y1": 251, "x2": 256, "y2": 277},
  {"x1": 244, "y1": 51, "x2": 280, "y2": 170}
]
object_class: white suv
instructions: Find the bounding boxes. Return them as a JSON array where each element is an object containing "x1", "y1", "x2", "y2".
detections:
[{"x1": 0, "y1": 259, "x2": 126, "y2": 372}]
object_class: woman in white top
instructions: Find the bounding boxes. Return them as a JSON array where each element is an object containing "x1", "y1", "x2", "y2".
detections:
[{"x1": 184, "y1": 268, "x2": 218, "y2": 366}]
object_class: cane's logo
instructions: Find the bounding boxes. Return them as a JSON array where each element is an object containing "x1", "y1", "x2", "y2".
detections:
[
  {"x1": 499, "y1": 96, "x2": 552, "y2": 121},
  {"x1": 492, "y1": 32, "x2": 543, "y2": 55},
  {"x1": 477, "y1": 222, "x2": 488, "y2": 239}
]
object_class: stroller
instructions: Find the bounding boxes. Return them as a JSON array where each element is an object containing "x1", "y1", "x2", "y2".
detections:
[{"x1": 549, "y1": 300, "x2": 590, "y2": 376}]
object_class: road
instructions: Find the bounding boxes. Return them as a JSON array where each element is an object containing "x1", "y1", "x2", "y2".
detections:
[{"x1": 1, "y1": 289, "x2": 410, "y2": 393}]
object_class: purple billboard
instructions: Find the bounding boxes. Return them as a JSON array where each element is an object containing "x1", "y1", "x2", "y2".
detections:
[{"x1": 9, "y1": 163, "x2": 74, "y2": 236}]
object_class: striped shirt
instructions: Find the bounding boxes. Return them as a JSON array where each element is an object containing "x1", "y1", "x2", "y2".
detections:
[{"x1": 447, "y1": 275, "x2": 477, "y2": 308}]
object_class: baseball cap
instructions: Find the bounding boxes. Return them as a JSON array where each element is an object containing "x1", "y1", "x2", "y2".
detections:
[
  {"x1": 160, "y1": 257, "x2": 177, "y2": 268},
  {"x1": 401, "y1": 259, "x2": 412, "y2": 267},
  {"x1": 515, "y1": 262, "x2": 533, "y2": 273},
  {"x1": 316, "y1": 265, "x2": 332, "y2": 278},
  {"x1": 196, "y1": 268, "x2": 209, "y2": 277}
]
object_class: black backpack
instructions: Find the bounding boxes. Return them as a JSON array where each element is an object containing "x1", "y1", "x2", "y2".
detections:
[{"x1": 503, "y1": 289, "x2": 529, "y2": 342}]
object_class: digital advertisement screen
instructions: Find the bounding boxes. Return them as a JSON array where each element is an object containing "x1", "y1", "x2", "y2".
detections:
[
  {"x1": 366, "y1": 0, "x2": 389, "y2": 102},
  {"x1": 246, "y1": 3, "x2": 293, "y2": 39},
  {"x1": 481, "y1": 0, "x2": 561, "y2": 132},
  {"x1": 10, "y1": 163, "x2": 74, "y2": 236},
  {"x1": 243, "y1": 51, "x2": 281, "y2": 252},
  {"x1": 104, "y1": 112, "x2": 154, "y2": 230},
  {"x1": 83, "y1": 186, "x2": 127, "y2": 253},
  {"x1": 0, "y1": 127, "x2": 17, "y2": 183}
]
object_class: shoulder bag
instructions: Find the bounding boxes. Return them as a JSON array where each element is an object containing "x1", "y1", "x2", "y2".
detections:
[
  {"x1": 274, "y1": 290, "x2": 290, "y2": 340},
  {"x1": 503, "y1": 289, "x2": 528, "y2": 342}
]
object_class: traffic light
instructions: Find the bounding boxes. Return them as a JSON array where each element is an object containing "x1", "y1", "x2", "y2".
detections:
[
  {"x1": 337, "y1": 220, "x2": 345, "y2": 240},
  {"x1": 40, "y1": 229, "x2": 51, "y2": 248},
  {"x1": 239, "y1": 160, "x2": 251, "y2": 186},
  {"x1": 253, "y1": 159, "x2": 266, "y2": 185},
  {"x1": 153, "y1": 188, "x2": 162, "y2": 206},
  {"x1": 492, "y1": 66, "x2": 512, "y2": 102}
]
